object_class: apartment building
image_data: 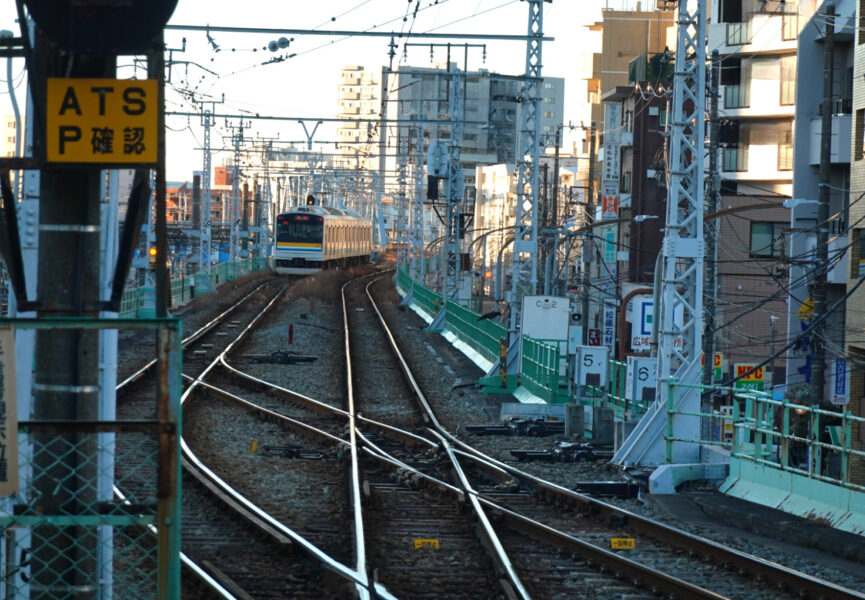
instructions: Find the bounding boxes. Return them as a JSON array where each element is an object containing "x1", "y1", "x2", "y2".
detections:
[
  {"x1": 582, "y1": 6, "x2": 675, "y2": 155},
  {"x1": 336, "y1": 66, "x2": 380, "y2": 171}
]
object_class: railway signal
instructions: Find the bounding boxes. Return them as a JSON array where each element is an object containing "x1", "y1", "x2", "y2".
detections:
[{"x1": 148, "y1": 246, "x2": 157, "y2": 270}]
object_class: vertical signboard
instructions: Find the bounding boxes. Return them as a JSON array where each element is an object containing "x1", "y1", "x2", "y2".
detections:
[
  {"x1": 0, "y1": 328, "x2": 18, "y2": 495},
  {"x1": 828, "y1": 358, "x2": 849, "y2": 406},
  {"x1": 602, "y1": 303, "x2": 616, "y2": 355},
  {"x1": 602, "y1": 103, "x2": 621, "y2": 220}
]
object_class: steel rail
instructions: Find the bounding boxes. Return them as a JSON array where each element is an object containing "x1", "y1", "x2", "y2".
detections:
[
  {"x1": 177, "y1": 282, "x2": 377, "y2": 595},
  {"x1": 358, "y1": 441, "x2": 728, "y2": 600},
  {"x1": 364, "y1": 274, "x2": 865, "y2": 600},
  {"x1": 116, "y1": 280, "x2": 272, "y2": 389},
  {"x1": 356, "y1": 276, "x2": 530, "y2": 600}
]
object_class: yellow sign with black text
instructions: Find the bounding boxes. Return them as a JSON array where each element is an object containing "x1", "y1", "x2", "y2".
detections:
[
  {"x1": 46, "y1": 78, "x2": 157, "y2": 164},
  {"x1": 610, "y1": 538, "x2": 635, "y2": 550},
  {"x1": 413, "y1": 538, "x2": 439, "y2": 549}
]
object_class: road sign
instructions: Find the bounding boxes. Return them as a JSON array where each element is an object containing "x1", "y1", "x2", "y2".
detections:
[
  {"x1": 46, "y1": 78, "x2": 158, "y2": 164},
  {"x1": 626, "y1": 356, "x2": 657, "y2": 404},
  {"x1": 733, "y1": 363, "x2": 764, "y2": 392},
  {"x1": 576, "y1": 346, "x2": 608, "y2": 389}
]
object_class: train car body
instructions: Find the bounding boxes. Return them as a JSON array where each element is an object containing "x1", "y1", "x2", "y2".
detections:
[{"x1": 274, "y1": 206, "x2": 372, "y2": 274}]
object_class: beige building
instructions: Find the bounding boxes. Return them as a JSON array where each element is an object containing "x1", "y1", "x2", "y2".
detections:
[
  {"x1": 336, "y1": 66, "x2": 380, "y2": 171},
  {"x1": 0, "y1": 115, "x2": 20, "y2": 158},
  {"x1": 583, "y1": 6, "x2": 675, "y2": 154}
]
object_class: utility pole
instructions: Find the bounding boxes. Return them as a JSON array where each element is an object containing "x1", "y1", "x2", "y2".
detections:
[
  {"x1": 702, "y1": 50, "x2": 720, "y2": 403},
  {"x1": 229, "y1": 121, "x2": 243, "y2": 263},
  {"x1": 196, "y1": 99, "x2": 220, "y2": 274},
  {"x1": 582, "y1": 121, "x2": 596, "y2": 344},
  {"x1": 809, "y1": 4, "x2": 834, "y2": 406}
]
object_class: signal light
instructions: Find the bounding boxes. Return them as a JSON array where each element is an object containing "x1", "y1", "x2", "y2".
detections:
[
  {"x1": 148, "y1": 246, "x2": 157, "y2": 269},
  {"x1": 484, "y1": 271, "x2": 492, "y2": 279}
]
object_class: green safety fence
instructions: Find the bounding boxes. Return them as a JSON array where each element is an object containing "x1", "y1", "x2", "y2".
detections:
[
  {"x1": 119, "y1": 259, "x2": 273, "y2": 318},
  {"x1": 444, "y1": 300, "x2": 507, "y2": 366},
  {"x1": 521, "y1": 336, "x2": 569, "y2": 404}
]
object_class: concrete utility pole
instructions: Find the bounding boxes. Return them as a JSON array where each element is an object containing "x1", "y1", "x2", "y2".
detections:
[
  {"x1": 614, "y1": 0, "x2": 707, "y2": 467},
  {"x1": 702, "y1": 50, "x2": 720, "y2": 405},
  {"x1": 809, "y1": 4, "x2": 834, "y2": 406}
]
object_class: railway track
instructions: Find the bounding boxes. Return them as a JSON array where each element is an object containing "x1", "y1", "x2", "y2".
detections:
[
  {"x1": 133, "y1": 268, "x2": 865, "y2": 599},
  {"x1": 111, "y1": 275, "x2": 370, "y2": 598}
]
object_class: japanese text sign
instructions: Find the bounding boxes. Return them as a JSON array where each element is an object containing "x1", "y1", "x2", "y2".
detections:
[{"x1": 46, "y1": 78, "x2": 157, "y2": 164}]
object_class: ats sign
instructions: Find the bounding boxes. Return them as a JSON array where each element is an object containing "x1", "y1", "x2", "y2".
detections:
[{"x1": 46, "y1": 78, "x2": 158, "y2": 164}]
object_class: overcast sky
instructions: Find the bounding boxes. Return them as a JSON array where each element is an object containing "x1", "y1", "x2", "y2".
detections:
[{"x1": 0, "y1": 0, "x2": 645, "y2": 180}]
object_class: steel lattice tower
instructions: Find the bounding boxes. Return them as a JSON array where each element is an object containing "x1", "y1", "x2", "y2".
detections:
[
  {"x1": 199, "y1": 109, "x2": 213, "y2": 273},
  {"x1": 509, "y1": 0, "x2": 544, "y2": 325},
  {"x1": 397, "y1": 126, "x2": 409, "y2": 266},
  {"x1": 614, "y1": 0, "x2": 706, "y2": 466}
]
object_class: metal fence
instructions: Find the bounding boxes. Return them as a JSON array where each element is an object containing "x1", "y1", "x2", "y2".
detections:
[
  {"x1": 120, "y1": 258, "x2": 273, "y2": 318},
  {"x1": 521, "y1": 336, "x2": 569, "y2": 404},
  {"x1": 444, "y1": 301, "x2": 507, "y2": 367},
  {"x1": 0, "y1": 317, "x2": 181, "y2": 598}
]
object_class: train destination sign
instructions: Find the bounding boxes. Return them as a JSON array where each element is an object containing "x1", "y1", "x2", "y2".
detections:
[{"x1": 46, "y1": 78, "x2": 158, "y2": 164}]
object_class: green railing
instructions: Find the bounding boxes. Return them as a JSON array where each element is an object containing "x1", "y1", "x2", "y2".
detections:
[
  {"x1": 444, "y1": 300, "x2": 507, "y2": 366},
  {"x1": 521, "y1": 336, "x2": 569, "y2": 404},
  {"x1": 660, "y1": 378, "x2": 865, "y2": 492},
  {"x1": 119, "y1": 259, "x2": 273, "y2": 318}
]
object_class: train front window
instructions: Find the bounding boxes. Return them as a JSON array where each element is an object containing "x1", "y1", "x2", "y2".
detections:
[{"x1": 277, "y1": 215, "x2": 323, "y2": 243}]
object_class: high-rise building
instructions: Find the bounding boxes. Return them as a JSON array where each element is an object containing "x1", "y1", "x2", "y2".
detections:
[{"x1": 336, "y1": 66, "x2": 380, "y2": 171}]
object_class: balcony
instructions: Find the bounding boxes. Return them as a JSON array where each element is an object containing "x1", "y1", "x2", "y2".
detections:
[{"x1": 720, "y1": 77, "x2": 795, "y2": 119}]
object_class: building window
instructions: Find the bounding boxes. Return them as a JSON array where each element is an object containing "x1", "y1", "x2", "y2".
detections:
[
  {"x1": 780, "y1": 56, "x2": 796, "y2": 105},
  {"x1": 621, "y1": 171, "x2": 631, "y2": 193},
  {"x1": 543, "y1": 97, "x2": 555, "y2": 104},
  {"x1": 544, "y1": 82, "x2": 555, "y2": 89},
  {"x1": 782, "y1": 11, "x2": 798, "y2": 41},
  {"x1": 855, "y1": 109, "x2": 865, "y2": 161},
  {"x1": 778, "y1": 123, "x2": 793, "y2": 170},
  {"x1": 750, "y1": 222, "x2": 785, "y2": 258}
]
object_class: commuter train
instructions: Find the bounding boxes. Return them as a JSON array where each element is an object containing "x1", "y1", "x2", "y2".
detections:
[{"x1": 274, "y1": 206, "x2": 372, "y2": 274}]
